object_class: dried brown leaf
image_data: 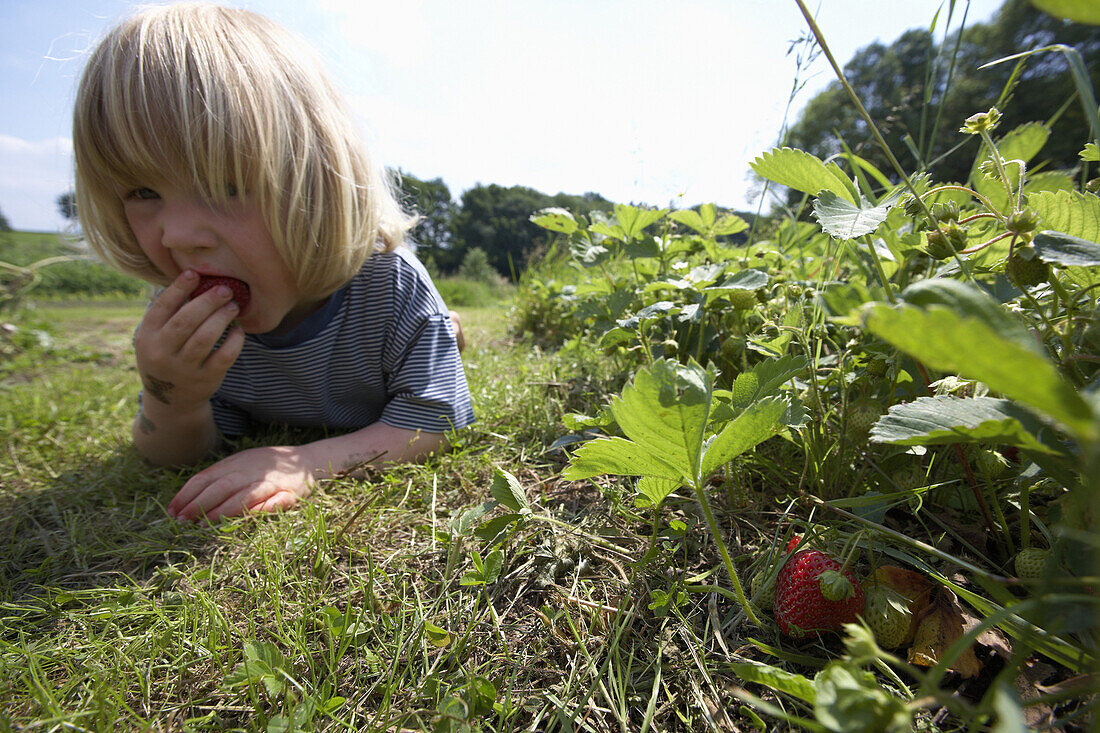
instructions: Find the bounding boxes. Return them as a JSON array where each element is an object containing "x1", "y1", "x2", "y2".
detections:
[{"x1": 907, "y1": 587, "x2": 982, "y2": 678}]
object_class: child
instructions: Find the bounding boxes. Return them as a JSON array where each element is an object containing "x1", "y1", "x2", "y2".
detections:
[{"x1": 72, "y1": 3, "x2": 475, "y2": 522}]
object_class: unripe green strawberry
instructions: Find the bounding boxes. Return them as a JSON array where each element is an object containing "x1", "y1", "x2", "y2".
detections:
[
  {"x1": 751, "y1": 570, "x2": 776, "y2": 611},
  {"x1": 930, "y1": 201, "x2": 961, "y2": 225},
  {"x1": 890, "y1": 463, "x2": 927, "y2": 491},
  {"x1": 845, "y1": 399, "x2": 883, "y2": 439},
  {"x1": 1007, "y1": 250, "x2": 1048, "y2": 288},
  {"x1": 862, "y1": 586, "x2": 912, "y2": 649},
  {"x1": 865, "y1": 358, "x2": 888, "y2": 377},
  {"x1": 720, "y1": 338, "x2": 743, "y2": 361},
  {"x1": 901, "y1": 194, "x2": 924, "y2": 217},
  {"x1": 774, "y1": 550, "x2": 864, "y2": 637},
  {"x1": 1014, "y1": 547, "x2": 1052, "y2": 580},
  {"x1": 925, "y1": 234, "x2": 956, "y2": 260},
  {"x1": 1006, "y1": 207, "x2": 1039, "y2": 234},
  {"x1": 727, "y1": 289, "x2": 757, "y2": 310},
  {"x1": 972, "y1": 448, "x2": 1009, "y2": 478}
]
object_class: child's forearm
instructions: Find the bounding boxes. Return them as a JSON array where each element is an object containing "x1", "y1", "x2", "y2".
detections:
[
  {"x1": 132, "y1": 400, "x2": 220, "y2": 466},
  {"x1": 303, "y1": 422, "x2": 447, "y2": 478}
]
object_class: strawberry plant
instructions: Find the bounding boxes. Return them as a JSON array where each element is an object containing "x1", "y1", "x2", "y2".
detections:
[{"x1": 516, "y1": 2, "x2": 1100, "y2": 728}]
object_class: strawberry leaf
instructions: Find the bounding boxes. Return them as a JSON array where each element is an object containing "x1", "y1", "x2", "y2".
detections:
[
  {"x1": 864, "y1": 282, "x2": 1096, "y2": 442},
  {"x1": 1032, "y1": 230, "x2": 1100, "y2": 267},
  {"x1": 813, "y1": 191, "x2": 897, "y2": 240},
  {"x1": 751, "y1": 147, "x2": 857, "y2": 203},
  {"x1": 869, "y1": 395, "x2": 1069, "y2": 455},
  {"x1": 1028, "y1": 189, "x2": 1100, "y2": 243}
]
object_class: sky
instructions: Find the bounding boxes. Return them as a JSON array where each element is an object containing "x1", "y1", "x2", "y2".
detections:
[{"x1": 0, "y1": 0, "x2": 1009, "y2": 232}]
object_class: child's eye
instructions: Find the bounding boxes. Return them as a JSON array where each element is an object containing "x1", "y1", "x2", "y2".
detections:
[
  {"x1": 226, "y1": 184, "x2": 239, "y2": 197},
  {"x1": 128, "y1": 187, "x2": 160, "y2": 200}
]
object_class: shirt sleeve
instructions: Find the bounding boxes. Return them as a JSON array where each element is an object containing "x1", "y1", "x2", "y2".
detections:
[
  {"x1": 378, "y1": 254, "x2": 476, "y2": 434},
  {"x1": 210, "y1": 394, "x2": 253, "y2": 438}
]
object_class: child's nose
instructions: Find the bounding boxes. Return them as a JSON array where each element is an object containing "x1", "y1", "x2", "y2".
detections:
[{"x1": 160, "y1": 199, "x2": 218, "y2": 252}]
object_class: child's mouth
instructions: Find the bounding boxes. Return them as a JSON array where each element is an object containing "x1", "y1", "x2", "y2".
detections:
[{"x1": 191, "y1": 276, "x2": 251, "y2": 312}]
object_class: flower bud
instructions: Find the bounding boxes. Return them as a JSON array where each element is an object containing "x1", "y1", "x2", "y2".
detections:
[{"x1": 960, "y1": 107, "x2": 1002, "y2": 135}]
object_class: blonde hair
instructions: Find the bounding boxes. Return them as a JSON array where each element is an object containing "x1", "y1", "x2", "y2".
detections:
[{"x1": 73, "y1": 2, "x2": 413, "y2": 297}]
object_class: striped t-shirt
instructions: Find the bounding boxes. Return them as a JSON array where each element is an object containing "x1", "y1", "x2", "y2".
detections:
[{"x1": 210, "y1": 247, "x2": 475, "y2": 438}]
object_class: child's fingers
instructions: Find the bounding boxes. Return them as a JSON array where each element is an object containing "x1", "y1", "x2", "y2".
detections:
[
  {"x1": 176, "y1": 301, "x2": 240, "y2": 363},
  {"x1": 142, "y1": 270, "x2": 201, "y2": 330},
  {"x1": 176, "y1": 481, "x2": 301, "y2": 522},
  {"x1": 167, "y1": 465, "x2": 241, "y2": 519},
  {"x1": 204, "y1": 323, "x2": 245, "y2": 372}
]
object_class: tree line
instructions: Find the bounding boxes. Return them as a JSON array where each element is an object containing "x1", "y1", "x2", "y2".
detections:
[{"x1": 783, "y1": 0, "x2": 1100, "y2": 200}]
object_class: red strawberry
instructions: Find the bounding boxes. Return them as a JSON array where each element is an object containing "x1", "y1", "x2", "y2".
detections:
[
  {"x1": 191, "y1": 276, "x2": 250, "y2": 310},
  {"x1": 774, "y1": 550, "x2": 864, "y2": 637}
]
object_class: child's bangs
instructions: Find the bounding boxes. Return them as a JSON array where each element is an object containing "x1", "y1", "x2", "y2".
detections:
[{"x1": 87, "y1": 11, "x2": 266, "y2": 201}]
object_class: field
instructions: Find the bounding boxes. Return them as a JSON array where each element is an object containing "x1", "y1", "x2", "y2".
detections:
[{"x1": 3, "y1": 3, "x2": 1100, "y2": 729}]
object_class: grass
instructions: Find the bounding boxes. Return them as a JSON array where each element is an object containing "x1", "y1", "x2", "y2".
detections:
[
  {"x1": 4, "y1": 293, "x2": 1093, "y2": 731},
  {"x1": 1, "y1": 299, "x2": 693, "y2": 731}
]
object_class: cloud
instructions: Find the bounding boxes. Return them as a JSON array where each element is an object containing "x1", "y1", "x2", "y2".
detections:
[{"x1": 0, "y1": 135, "x2": 74, "y2": 231}]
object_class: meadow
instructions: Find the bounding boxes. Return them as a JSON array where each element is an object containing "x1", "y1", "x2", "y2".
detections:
[{"x1": 3, "y1": 2, "x2": 1100, "y2": 728}]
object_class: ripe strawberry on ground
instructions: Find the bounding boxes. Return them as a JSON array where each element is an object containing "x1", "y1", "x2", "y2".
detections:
[
  {"x1": 862, "y1": 585, "x2": 912, "y2": 649},
  {"x1": 1015, "y1": 547, "x2": 1052, "y2": 580},
  {"x1": 191, "y1": 276, "x2": 251, "y2": 310},
  {"x1": 774, "y1": 549, "x2": 865, "y2": 637}
]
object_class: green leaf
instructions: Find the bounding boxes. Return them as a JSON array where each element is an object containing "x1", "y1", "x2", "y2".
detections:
[
  {"x1": 812, "y1": 191, "x2": 896, "y2": 240},
  {"x1": 610, "y1": 359, "x2": 713, "y2": 481},
  {"x1": 714, "y1": 213, "x2": 749, "y2": 236},
  {"x1": 530, "y1": 207, "x2": 578, "y2": 234},
  {"x1": 869, "y1": 395, "x2": 1069, "y2": 455},
  {"x1": 899, "y1": 278, "x2": 1035, "y2": 350},
  {"x1": 750, "y1": 147, "x2": 856, "y2": 203},
  {"x1": 614, "y1": 204, "x2": 667, "y2": 240},
  {"x1": 864, "y1": 294, "x2": 1096, "y2": 440},
  {"x1": 1029, "y1": 190, "x2": 1100, "y2": 242},
  {"x1": 1082, "y1": 142, "x2": 1100, "y2": 162},
  {"x1": 813, "y1": 661, "x2": 912, "y2": 733},
  {"x1": 636, "y1": 476, "x2": 682, "y2": 507},
  {"x1": 569, "y1": 238, "x2": 611, "y2": 266},
  {"x1": 489, "y1": 467, "x2": 530, "y2": 514},
  {"x1": 1030, "y1": 0, "x2": 1100, "y2": 25},
  {"x1": 729, "y1": 662, "x2": 816, "y2": 704},
  {"x1": 1032, "y1": 230, "x2": 1100, "y2": 267},
  {"x1": 669, "y1": 208, "x2": 708, "y2": 235},
  {"x1": 701, "y1": 396, "x2": 790, "y2": 478},
  {"x1": 563, "y1": 435, "x2": 684, "y2": 481},
  {"x1": 727, "y1": 354, "x2": 808, "y2": 410}
]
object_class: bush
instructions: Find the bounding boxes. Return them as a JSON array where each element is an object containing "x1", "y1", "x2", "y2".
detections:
[{"x1": 433, "y1": 276, "x2": 511, "y2": 308}]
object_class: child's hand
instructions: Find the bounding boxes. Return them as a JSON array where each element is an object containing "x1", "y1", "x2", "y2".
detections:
[
  {"x1": 167, "y1": 445, "x2": 317, "y2": 521},
  {"x1": 134, "y1": 270, "x2": 245, "y2": 413}
]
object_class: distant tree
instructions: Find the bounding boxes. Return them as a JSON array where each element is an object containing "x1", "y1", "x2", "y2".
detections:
[
  {"x1": 57, "y1": 191, "x2": 78, "y2": 222},
  {"x1": 451, "y1": 184, "x2": 555, "y2": 279},
  {"x1": 785, "y1": 0, "x2": 1100, "y2": 193},
  {"x1": 457, "y1": 247, "x2": 499, "y2": 284},
  {"x1": 0, "y1": 207, "x2": 10, "y2": 232},
  {"x1": 393, "y1": 171, "x2": 457, "y2": 270}
]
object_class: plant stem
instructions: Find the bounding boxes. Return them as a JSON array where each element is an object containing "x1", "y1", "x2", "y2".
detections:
[
  {"x1": 861, "y1": 235, "x2": 897, "y2": 305},
  {"x1": 690, "y1": 481, "x2": 763, "y2": 627},
  {"x1": 794, "y1": 0, "x2": 979, "y2": 284}
]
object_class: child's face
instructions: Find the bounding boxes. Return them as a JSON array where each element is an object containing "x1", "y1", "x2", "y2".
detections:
[{"x1": 121, "y1": 180, "x2": 320, "y2": 334}]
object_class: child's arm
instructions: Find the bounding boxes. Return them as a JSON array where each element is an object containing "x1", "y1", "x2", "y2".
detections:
[
  {"x1": 131, "y1": 270, "x2": 245, "y2": 466},
  {"x1": 165, "y1": 422, "x2": 445, "y2": 521}
]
